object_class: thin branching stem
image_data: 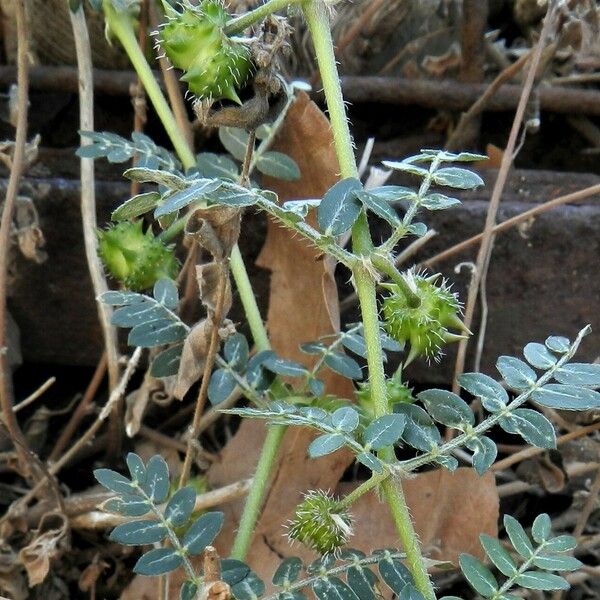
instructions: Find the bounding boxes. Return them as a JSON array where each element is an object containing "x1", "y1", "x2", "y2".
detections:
[{"x1": 0, "y1": 0, "x2": 37, "y2": 474}]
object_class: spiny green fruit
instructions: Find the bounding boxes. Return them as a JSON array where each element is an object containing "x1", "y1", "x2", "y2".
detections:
[
  {"x1": 97, "y1": 220, "x2": 178, "y2": 291},
  {"x1": 382, "y1": 271, "x2": 470, "y2": 365},
  {"x1": 356, "y1": 372, "x2": 415, "y2": 414},
  {"x1": 288, "y1": 490, "x2": 352, "y2": 555},
  {"x1": 158, "y1": 0, "x2": 252, "y2": 103}
]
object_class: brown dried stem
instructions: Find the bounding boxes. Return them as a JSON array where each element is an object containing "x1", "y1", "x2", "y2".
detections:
[
  {"x1": 68, "y1": 2, "x2": 122, "y2": 454},
  {"x1": 0, "y1": 0, "x2": 37, "y2": 475},
  {"x1": 422, "y1": 183, "x2": 600, "y2": 269},
  {"x1": 451, "y1": 4, "x2": 557, "y2": 394}
]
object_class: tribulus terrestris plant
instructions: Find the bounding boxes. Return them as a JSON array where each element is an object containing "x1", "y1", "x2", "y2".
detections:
[{"x1": 68, "y1": 0, "x2": 600, "y2": 599}]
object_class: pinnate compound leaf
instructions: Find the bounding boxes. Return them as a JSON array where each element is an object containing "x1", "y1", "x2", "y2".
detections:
[
  {"x1": 182, "y1": 511, "x2": 224, "y2": 555},
  {"x1": 308, "y1": 433, "x2": 347, "y2": 458},
  {"x1": 272, "y1": 557, "x2": 303, "y2": 586},
  {"x1": 465, "y1": 436, "x2": 497, "y2": 475},
  {"x1": 523, "y1": 343, "x2": 557, "y2": 369},
  {"x1": 531, "y1": 513, "x2": 552, "y2": 543},
  {"x1": 94, "y1": 468, "x2": 136, "y2": 495},
  {"x1": 432, "y1": 167, "x2": 484, "y2": 190},
  {"x1": 256, "y1": 151, "x2": 301, "y2": 181},
  {"x1": 112, "y1": 192, "x2": 161, "y2": 221},
  {"x1": 208, "y1": 369, "x2": 237, "y2": 405},
  {"x1": 418, "y1": 389, "x2": 474, "y2": 429},
  {"x1": 479, "y1": 534, "x2": 518, "y2": 577},
  {"x1": 504, "y1": 515, "x2": 534, "y2": 558},
  {"x1": 532, "y1": 384, "x2": 600, "y2": 410},
  {"x1": 317, "y1": 178, "x2": 363, "y2": 236},
  {"x1": 496, "y1": 356, "x2": 537, "y2": 391},
  {"x1": 458, "y1": 554, "x2": 498, "y2": 598},
  {"x1": 109, "y1": 520, "x2": 167, "y2": 545},
  {"x1": 553, "y1": 363, "x2": 600, "y2": 387},
  {"x1": 143, "y1": 455, "x2": 170, "y2": 503},
  {"x1": 165, "y1": 486, "x2": 196, "y2": 527},
  {"x1": 134, "y1": 548, "x2": 183, "y2": 575},
  {"x1": 324, "y1": 352, "x2": 363, "y2": 380},
  {"x1": 364, "y1": 414, "x2": 406, "y2": 450},
  {"x1": 513, "y1": 571, "x2": 569, "y2": 591},
  {"x1": 499, "y1": 408, "x2": 556, "y2": 449}
]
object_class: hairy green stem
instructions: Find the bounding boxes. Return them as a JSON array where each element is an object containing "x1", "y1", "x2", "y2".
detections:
[
  {"x1": 371, "y1": 254, "x2": 421, "y2": 307},
  {"x1": 230, "y1": 424, "x2": 286, "y2": 559},
  {"x1": 303, "y1": 3, "x2": 436, "y2": 598},
  {"x1": 225, "y1": 0, "x2": 303, "y2": 35},
  {"x1": 336, "y1": 471, "x2": 389, "y2": 510}
]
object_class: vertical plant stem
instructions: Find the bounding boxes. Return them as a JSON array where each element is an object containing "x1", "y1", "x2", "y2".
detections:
[
  {"x1": 230, "y1": 424, "x2": 286, "y2": 559},
  {"x1": 0, "y1": 0, "x2": 37, "y2": 474},
  {"x1": 70, "y1": 1, "x2": 123, "y2": 456},
  {"x1": 303, "y1": 3, "x2": 435, "y2": 598}
]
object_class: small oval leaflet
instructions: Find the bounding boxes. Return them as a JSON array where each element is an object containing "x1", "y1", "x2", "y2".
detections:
[
  {"x1": 208, "y1": 369, "x2": 237, "y2": 405},
  {"x1": 432, "y1": 167, "x2": 484, "y2": 190},
  {"x1": 128, "y1": 319, "x2": 188, "y2": 348},
  {"x1": 272, "y1": 556, "x2": 303, "y2": 586},
  {"x1": 317, "y1": 178, "x2": 363, "y2": 236},
  {"x1": 355, "y1": 190, "x2": 401, "y2": 226},
  {"x1": 545, "y1": 335, "x2": 570, "y2": 353},
  {"x1": 417, "y1": 389, "x2": 474, "y2": 429},
  {"x1": 231, "y1": 570, "x2": 266, "y2": 600},
  {"x1": 532, "y1": 554, "x2": 582, "y2": 572},
  {"x1": 458, "y1": 372, "x2": 508, "y2": 407},
  {"x1": 363, "y1": 414, "x2": 406, "y2": 450},
  {"x1": 182, "y1": 511, "x2": 224, "y2": 555},
  {"x1": 102, "y1": 495, "x2": 150, "y2": 517},
  {"x1": 479, "y1": 534, "x2": 518, "y2": 577},
  {"x1": 513, "y1": 572, "x2": 569, "y2": 591},
  {"x1": 219, "y1": 127, "x2": 251, "y2": 162},
  {"x1": 532, "y1": 384, "x2": 600, "y2": 410},
  {"x1": 224, "y1": 333, "x2": 249, "y2": 371},
  {"x1": 196, "y1": 152, "x2": 238, "y2": 180},
  {"x1": 553, "y1": 363, "x2": 600, "y2": 387},
  {"x1": 221, "y1": 559, "x2": 251, "y2": 586},
  {"x1": 331, "y1": 406, "x2": 360, "y2": 433},
  {"x1": 151, "y1": 344, "x2": 183, "y2": 378},
  {"x1": 465, "y1": 436, "x2": 497, "y2": 475},
  {"x1": 256, "y1": 151, "x2": 301, "y2": 181},
  {"x1": 143, "y1": 455, "x2": 170, "y2": 503},
  {"x1": 112, "y1": 191, "x2": 161, "y2": 221},
  {"x1": 458, "y1": 554, "x2": 498, "y2": 598},
  {"x1": 496, "y1": 356, "x2": 537, "y2": 391},
  {"x1": 499, "y1": 409, "x2": 556, "y2": 449},
  {"x1": 504, "y1": 515, "x2": 534, "y2": 558},
  {"x1": 153, "y1": 278, "x2": 179, "y2": 310},
  {"x1": 356, "y1": 452, "x2": 384, "y2": 473},
  {"x1": 324, "y1": 352, "x2": 363, "y2": 380},
  {"x1": 312, "y1": 576, "x2": 359, "y2": 600},
  {"x1": 93, "y1": 468, "x2": 136, "y2": 495},
  {"x1": 134, "y1": 548, "x2": 183, "y2": 576},
  {"x1": 165, "y1": 486, "x2": 196, "y2": 527},
  {"x1": 523, "y1": 342, "x2": 557, "y2": 370},
  {"x1": 308, "y1": 433, "x2": 347, "y2": 458},
  {"x1": 378, "y1": 554, "x2": 413, "y2": 595},
  {"x1": 126, "y1": 452, "x2": 147, "y2": 484},
  {"x1": 347, "y1": 565, "x2": 377, "y2": 600},
  {"x1": 109, "y1": 520, "x2": 167, "y2": 546},
  {"x1": 531, "y1": 513, "x2": 552, "y2": 543}
]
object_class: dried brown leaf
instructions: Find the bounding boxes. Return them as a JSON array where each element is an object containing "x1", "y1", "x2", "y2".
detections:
[{"x1": 18, "y1": 512, "x2": 68, "y2": 587}]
